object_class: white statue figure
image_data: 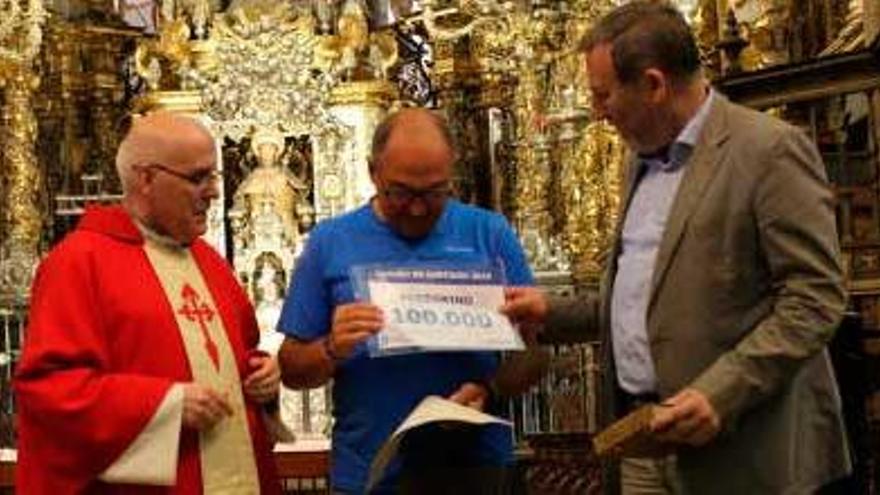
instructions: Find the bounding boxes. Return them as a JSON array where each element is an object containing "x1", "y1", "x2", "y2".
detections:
[
  {"x1": 254, "y1": 253, "x2": 286, "y2": 352},
  {"x1": 230, "y1": 127, "x2": 327, "y2": 446},
  {"x1": 234, "y1": 126, "x2": 308, "y2": 248},
  {"x1": 232, "y1": 125, "x2": 309, "y2": 320}
]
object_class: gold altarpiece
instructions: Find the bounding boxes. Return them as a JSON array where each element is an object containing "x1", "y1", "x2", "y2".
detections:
[
  {"x1": 2, "y1": 0, "x2": 877, "y2": 490},
  {"x1": 1, "y1": 0, "x2": 632, "y2": 451}
]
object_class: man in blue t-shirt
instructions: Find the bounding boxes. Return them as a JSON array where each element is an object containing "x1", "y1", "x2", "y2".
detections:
[{"x1": 277, "y1": 108, "x2": 538, "y2": 493}]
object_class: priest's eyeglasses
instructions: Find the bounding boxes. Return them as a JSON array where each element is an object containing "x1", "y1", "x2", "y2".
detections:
[
  {"x1": 144, "y1": 164, "x2": 222, "y2": 188},
  {"x1": 379, "y1": 184, "x2": 451, "y2": 208}
]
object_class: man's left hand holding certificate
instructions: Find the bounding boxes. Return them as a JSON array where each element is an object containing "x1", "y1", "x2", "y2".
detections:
[{"x1": 351, "y1": 263, "x2": 525, "y2": 357}]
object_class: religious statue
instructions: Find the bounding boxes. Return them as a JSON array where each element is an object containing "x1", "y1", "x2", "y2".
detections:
[
  {"x1": 234, "y1": 126, "x2": 308, "y2": 248},
  {"x1": 160, "y1": 0, "x2": 218, "y2": 39},
  {"x1": 337, "y1": 0, "x2": 369, "y2": 72},
  {"x1": 228, "y1": 126, "x2": 329, "y2": 445},
  {"x1": 230, "y1": 125, "x2": 310, "y2": 341},
  {"x1": 740, "y1": 0, "x2": 793, "y2": 68},
  {"x1": 314, "y1": 0, "x2": 398, "y2": 81},
  {"x1": 133, "y1": 17, "x2": 193, "y2": 91}
]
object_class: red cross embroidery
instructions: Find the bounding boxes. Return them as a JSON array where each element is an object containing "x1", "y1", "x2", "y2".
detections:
[{"x1": 178, "y1": 283, "x2": 220, "y2": 371}]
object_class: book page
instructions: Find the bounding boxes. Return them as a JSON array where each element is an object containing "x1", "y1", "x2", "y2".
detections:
[{"x1": 366, "y1": 396, "x2": 511, "y2": 492}]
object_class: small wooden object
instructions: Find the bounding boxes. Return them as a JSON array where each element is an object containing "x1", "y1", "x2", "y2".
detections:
[{"x1": 592, "y1": 404, "x2": 671, "y2": 458}]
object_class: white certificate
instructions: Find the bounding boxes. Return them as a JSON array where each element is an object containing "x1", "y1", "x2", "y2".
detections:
[{"x1": 352, "y1": 264, "x2": 524, "y2": 356}]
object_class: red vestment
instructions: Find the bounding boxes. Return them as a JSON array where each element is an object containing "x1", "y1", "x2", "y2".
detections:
[{"x1": 15, "y1": 205, "x2": 280, "y2": 494}]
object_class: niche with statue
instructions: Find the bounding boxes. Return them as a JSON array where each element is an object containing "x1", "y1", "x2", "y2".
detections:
[{"x1": 224, "y1": 125, "x2": 330, "y2": 446}]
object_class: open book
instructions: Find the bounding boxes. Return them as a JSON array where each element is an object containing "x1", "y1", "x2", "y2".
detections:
[{"x1": 366, "y1": 396, "x2": 511, "y2": 492}]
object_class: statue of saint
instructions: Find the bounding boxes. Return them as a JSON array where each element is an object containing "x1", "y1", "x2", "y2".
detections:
[
  {"x1": 728, "y1": 0, "x2": 793, "y2": 69},
  {"x1": 314, "y1": 0, "x2": 397, "y2": 80},
  {"x1": 233, "y1": 126, "x2": 308, "y2": 248},
  {"x1": 231, "y1": 126, "x2": 311, "y2": 350}
]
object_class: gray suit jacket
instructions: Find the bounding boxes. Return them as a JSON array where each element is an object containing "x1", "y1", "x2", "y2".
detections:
[{"x1": 544, "y1": 94, "x2": 851, "y2": 494}]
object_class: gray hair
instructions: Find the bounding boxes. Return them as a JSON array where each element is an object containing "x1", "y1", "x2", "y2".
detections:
[
  {"x1": 115, "y1": 126, "x2": 140, "y2": 195},
  {"x1": 580, "y1": 1, "x2": 701, "y2": 87},
  {"x1": 115, "y1": 112, "x2": 212, "y2": 194}
]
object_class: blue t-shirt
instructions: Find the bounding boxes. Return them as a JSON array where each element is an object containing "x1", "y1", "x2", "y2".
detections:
[{"x1": 278, "y1": 200, "x2": 533, "y2": 493}]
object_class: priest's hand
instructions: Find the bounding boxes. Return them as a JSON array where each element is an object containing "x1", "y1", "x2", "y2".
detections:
[
  {"x1": 650, "y1": 388, "x2": 721, "y2": 446},
  {"x1": 244, "y1": 354, "x2": 281, "y2": 404},
  {"x1": 501, "y1": 287, "x2": 548, "y2": 325},
  {"x1": 448, "y1": 382, "x2": 489, "y2": 411},
  {"x1": 328, "y1": 302, "x2": 383, "y2": 359},
  {"x1": 182, "y1": 383, "x2": 233, "y2": 431}
]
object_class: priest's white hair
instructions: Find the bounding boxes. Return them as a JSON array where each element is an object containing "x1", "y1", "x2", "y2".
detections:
[{"x1": 115, "y1": 112, "x2": 213, "y2": 194}]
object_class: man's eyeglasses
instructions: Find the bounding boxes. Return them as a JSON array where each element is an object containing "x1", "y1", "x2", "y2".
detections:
[
  {"x1": 143, "y1": 163, "x2": 221, "y2": 188},
  {"x1": 379, "y1": 184, "x2": 451, "y2": 208}
]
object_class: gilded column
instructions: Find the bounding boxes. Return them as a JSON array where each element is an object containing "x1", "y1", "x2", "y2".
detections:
[
  {"x1": 512, "y1": 61, "x2": 549, "y2": 235},
  {"x1": 0, "y1": 0, "x2": 47, "y2": 297},
  {"x1": 562, "y1": 122, "x2": 626, "y2": 283},
  {"x1": 548, "y1": 36, "x2": 623, "y2": 283},
  {"x1": 0, "y1": 67, "x2": 42, "y2": 296},
  {"x1": 509, "y1": 10, "x2": 575, "y2": 274},
  {"x1": 82, "y1": 25, "x2": 140, "y2": 191},
  {"x1": 431, "y1": 37, "x2": 483, "y2": 205}
]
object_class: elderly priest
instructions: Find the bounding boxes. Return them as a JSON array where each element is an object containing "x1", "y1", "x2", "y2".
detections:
[{"x1": 15, "y1": 112, "x2": 281, "y2": 494}]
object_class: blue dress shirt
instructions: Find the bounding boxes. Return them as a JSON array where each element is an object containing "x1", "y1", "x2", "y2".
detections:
[{"x1": 610, "y1": 91, "x2": 716, "y2": 394}]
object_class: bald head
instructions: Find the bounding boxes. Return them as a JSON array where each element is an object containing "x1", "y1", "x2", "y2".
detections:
[
  {"x1": 370, "y1": 108, "x2": 456, "y2": 171},
  {"x1": 116, "y1": 112, "x2": 215, "y2": 195},
  {"x1": 116, "y1": 111, "x2": 219, "y2": 244},
  {"x1": 369, "y1": 108, "x2": 457, "y2": 239}
]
